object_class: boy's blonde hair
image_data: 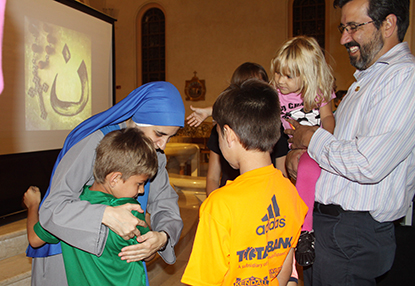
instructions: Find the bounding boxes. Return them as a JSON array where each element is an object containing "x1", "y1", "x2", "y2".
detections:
[
  {"x1": 93, "y1": 128, "x2": 158, "y2": 184},
  {"x1": 270, "y1": 36, "x2": 335, "y2": 112}
]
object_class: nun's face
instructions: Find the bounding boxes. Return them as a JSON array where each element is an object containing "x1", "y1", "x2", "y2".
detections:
[{"x1": 136, "y1": 125, "x2": 179, "y2": 151}]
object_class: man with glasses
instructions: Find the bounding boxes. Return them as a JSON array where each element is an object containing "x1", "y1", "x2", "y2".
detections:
[{"x1": 286, "y1": 0, "x2": 415, "y2": 285}]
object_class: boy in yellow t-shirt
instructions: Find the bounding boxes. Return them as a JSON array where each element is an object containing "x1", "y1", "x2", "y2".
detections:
[{"x1": 181, "y1": 79, "x2": 307, "y2": 286}]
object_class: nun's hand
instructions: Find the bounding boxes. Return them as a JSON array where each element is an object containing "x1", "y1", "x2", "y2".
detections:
[
  {"x1": 119, "y1": 231, "x2": 168, "y2": 262},
  {"x1": 102, "y1": 204, "x2": 146, "y2": 240}
]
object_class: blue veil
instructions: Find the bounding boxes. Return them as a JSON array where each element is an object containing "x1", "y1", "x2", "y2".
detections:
[{"x1": 27, "y1": 81, "x2": 184, "y2": 258}]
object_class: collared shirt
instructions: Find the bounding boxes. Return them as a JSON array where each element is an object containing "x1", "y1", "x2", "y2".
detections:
[{"x1": 309, "y1": 42, "x2": 415, "y2": 222}]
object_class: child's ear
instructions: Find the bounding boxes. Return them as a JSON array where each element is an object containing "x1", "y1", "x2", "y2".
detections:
[
  {"x1": 107, "y1": 172, "x2": 122, "y2": 187},
  {"x1": 223, "y1": 124, "x2": 237, "y2": 147}
]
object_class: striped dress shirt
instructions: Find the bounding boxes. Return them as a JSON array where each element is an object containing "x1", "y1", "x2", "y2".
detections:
[{"x1": 309, "y1": 42, "x2": 415, "y2": 222}]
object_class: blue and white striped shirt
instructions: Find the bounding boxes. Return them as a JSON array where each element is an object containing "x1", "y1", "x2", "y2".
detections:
[{"x1": 309, "y1": 42, "x2": 415, "y2": 222}]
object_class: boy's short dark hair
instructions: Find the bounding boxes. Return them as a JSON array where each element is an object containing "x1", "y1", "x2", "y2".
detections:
[
  {"x1": 212, "y1": 79, "x2": 281, "y2": 152},
  {"x1": 93, "y1": 128, "x2": 158, "y2": 184}
]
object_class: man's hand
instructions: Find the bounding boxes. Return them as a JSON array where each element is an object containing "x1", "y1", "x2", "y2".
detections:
[
  {"x1": 119, "y1": 231, "x2": 168, "y2": 262},
  {"x1": 285, "y1": 119, "x2": 318, "y2": 149},
  {"x1": 102, "y1": 204, "x2": 146, "y2": 240},
  {"x1": 286, "y1": 149, "x2": 307, "y2": 181}
]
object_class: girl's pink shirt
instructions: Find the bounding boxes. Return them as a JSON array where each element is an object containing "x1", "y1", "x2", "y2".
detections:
[{"x1": 279, "y1": 90, "x2": 335, "y2": 131}]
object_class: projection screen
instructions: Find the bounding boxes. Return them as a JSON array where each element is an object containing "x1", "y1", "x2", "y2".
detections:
[
  {"x1": 0, "y1": 0, "x2": 115, "y2": 223},
  {"x1": 0, "y1": 0, "x2": 115, "y2": 155}
]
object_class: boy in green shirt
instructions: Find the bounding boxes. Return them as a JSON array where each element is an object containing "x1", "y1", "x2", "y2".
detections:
[{"x1": 23, "y1": 128, "x2": 158, "y2": 285}]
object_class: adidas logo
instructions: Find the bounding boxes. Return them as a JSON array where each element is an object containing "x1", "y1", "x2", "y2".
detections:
[
  {"x1": 256, "y1": 195, "x2": 285, "y2": 235},
  {"x1": 261, "y1": 195, "x2": 280, "y2": 221}
]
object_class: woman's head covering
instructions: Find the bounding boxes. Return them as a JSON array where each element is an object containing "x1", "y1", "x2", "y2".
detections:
[
  {"x1": 131, "y1": 82, "x2": 185, "y2": 126},
  {"x1": 66, "y1": 81, "x2": 184, "y2": 146},
  {"x1": 27, "y1": 81, "x2": 184, "y2": 258},
  {"x1": 61, "y1": 81, "x2": 184, "y2": 153}
]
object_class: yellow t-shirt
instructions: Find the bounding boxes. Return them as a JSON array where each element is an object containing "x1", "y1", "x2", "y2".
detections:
[{"x1": 182, "y1": 165, "x2": 307, "y2": 286}]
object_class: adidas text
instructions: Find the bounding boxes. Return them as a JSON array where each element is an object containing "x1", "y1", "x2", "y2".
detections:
[{"x1": 256, "y1": 217, "x2": 286, "y2": 235}]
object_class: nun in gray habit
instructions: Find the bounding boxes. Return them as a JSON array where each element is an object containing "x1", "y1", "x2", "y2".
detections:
[{"x1": 27, "y1": 81, "x2": 185, "y2": 286}]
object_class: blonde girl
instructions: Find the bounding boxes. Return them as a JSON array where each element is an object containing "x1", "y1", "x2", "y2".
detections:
[{"x1": 270, "y1": 36, "x2": 335, "y2": 267}]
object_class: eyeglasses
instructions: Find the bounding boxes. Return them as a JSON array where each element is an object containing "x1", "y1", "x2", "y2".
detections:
[{"x1": 338, "y1": 20, "x2": 374, "y2": 34}]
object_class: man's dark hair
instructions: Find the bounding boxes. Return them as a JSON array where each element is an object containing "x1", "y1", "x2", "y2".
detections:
[
  {"x1": 212, "y1": 79, "x2": 281, "y2": 152},
  {"x1": 334, "y1": 0, "x2": 410, "y2": 42}
]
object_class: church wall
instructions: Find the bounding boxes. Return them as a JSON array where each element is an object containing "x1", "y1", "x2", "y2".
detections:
[
  {"x1": 87, "y1": 0, "x2": 414, "y2": 119},
  {"x1": 104, "y1": 0, "x2": 289, "y2": 121}
]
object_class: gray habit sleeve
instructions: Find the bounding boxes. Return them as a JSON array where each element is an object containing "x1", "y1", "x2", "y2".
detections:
[
  {"x1": 39, "y1": 131, "x2": 108, "y2": 255},
  {"x1": 148, "y1": 152, "x2": 183, "y2": 264}
]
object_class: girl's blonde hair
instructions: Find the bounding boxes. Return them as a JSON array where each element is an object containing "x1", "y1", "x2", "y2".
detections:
[{"x1": 270, "y1": 36, "x2": 335, "y2": 111}]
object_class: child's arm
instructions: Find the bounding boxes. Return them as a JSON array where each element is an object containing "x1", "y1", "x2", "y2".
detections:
[
  {"x1": 23, "y1": 186, "x2": 46, "y2": 248},
  {"x1": 186, "y1": 105, "x2": 212, "y2": 127},
  {"x1": 206, "y1": 151, "x2": 222, "y2": 196},
  {"x1": 277, "y1": 248, "x2": 294, "y2": 286},
  {"x1": 143, "y1": 213, "x2": 156, "y2": 262},
  {"x1": 275, "y1": 156, "x2": 288, "y2": 178},
  {"x1": 319, "y1": 102, "x2": 335, "y2": 134}
]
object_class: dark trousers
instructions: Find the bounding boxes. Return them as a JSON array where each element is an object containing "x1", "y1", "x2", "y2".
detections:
[{"x1": 303, "y1": 203, "x2": 396, "y2": 286}]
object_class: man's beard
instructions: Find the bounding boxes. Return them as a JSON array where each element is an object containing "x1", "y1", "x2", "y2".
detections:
[{"x1": 345, "y1": 30, "x2": 384, "y2": 70}]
